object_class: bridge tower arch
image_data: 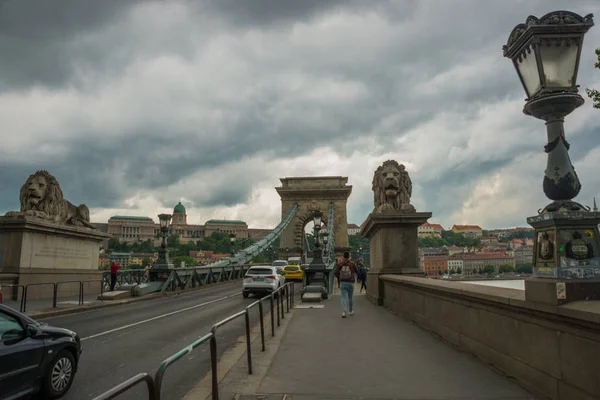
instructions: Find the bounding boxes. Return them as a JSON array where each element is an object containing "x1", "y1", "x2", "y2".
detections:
[{"x1": 276, "y1": 176, "x2": 352, "y2": 260}]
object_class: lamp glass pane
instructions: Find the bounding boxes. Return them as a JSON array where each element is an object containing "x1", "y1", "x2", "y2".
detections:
[
  {"x1": 313, "y1": 215, "x2": 322, "y2": 226},
  {"x1": 540, "y1": 41, "x2": 579, "y2": 88},
  {"x1": 516, "y1": 49, "x2": 541, "y2": 97}
]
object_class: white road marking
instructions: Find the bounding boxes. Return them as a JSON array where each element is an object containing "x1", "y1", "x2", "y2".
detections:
[{"x1": 82, "y1": 293, "x2": 239, "y2": 341}]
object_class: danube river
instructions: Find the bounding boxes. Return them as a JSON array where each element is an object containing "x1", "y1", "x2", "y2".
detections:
[{"x1": 463, "y1": 280, "x2": 525, "y2": 290}]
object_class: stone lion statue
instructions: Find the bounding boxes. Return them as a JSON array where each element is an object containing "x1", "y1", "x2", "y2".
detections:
[
  {"x1": 372, "y1": 160, "x2": 415, "y2": 213},
  {"x1": 4, "y1": 170, "x2": 96, "y2": 229}
]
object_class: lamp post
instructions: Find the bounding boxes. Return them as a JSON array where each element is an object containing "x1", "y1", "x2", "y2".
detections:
[
  {"x1": 301, "y1": 210, "x2": 329, "y2": 302},
  {"x1": 504, "y1": 11, "x2": 600, "y2": 304},
  {"x1": 229, "y1": 233, "x2": 236, "y2": 257},
  {"x1": 150, "y1": 213, "x2": 174, "y2": 281}
]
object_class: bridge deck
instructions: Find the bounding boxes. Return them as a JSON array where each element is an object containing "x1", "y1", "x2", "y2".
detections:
[{"x1": 254, "y1": 287, "x2": 538, "y2": 400}]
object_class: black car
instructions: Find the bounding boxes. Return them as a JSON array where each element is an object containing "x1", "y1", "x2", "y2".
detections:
[{"x1": 0, "y1": 304, "x2": 82, "y2": 399}]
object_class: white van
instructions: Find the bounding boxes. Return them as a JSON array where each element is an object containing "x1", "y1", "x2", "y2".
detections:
[{"x1": 287, "y1": 257, "x2": 301, "y2": 266}]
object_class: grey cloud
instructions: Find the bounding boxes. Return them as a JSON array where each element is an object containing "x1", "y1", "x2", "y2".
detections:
[
  {"x1": 197, "y1": 0, "x2": 400, "y2": 28},
  {"x1": 0, "y1": 0, "x2": 599, "y2": 226},
  {"x1": 0, "y1": 0, "x2": 147, "y2": 89}
]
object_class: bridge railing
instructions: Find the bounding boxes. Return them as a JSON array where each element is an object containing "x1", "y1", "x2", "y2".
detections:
[
  {"x1": 0, "y1": 279, "x2": 104, "y2": 313},
  {"x1": 91, "y1": 282, "x2": 295, "y2": 400},
  {"x1": 101, "y1": 265, "x2": 250, "y2": 293}
]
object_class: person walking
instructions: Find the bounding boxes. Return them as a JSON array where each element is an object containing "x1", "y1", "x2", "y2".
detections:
[
  {"x1": 334, "y1": 251, "x2": 358, "y2": 318},
  {"x1": 357, "y1": 261, "x2": 368, "y2": 293},
  {"x1": 109, "y1": 262, "x2": 121, "y2": 291}
]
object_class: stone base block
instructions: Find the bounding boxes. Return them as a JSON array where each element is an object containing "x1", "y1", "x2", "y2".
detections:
[
  {"x1": 525, "y1": 277, "x2": 600, "y2": 305},
  {"x1": 0, "y1": 215, "x2": 109, "y2": 301},
  {"x1": 366, "y1": 270, "x2": 425, "y2": 306},
  {"x1": 360, "y1": 211, "x2": 431, "y2": 274},
  {"x1": 301, "y1": 292, "x2": 322, "y2": 303},
  {"x1": 98, "y1": 290, "x2": 131, "y2": 301}
]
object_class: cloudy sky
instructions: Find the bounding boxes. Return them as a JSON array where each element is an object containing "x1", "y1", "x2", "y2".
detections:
[{"x1": 1, "y1": 0, "x2": 599, "y2": 231}]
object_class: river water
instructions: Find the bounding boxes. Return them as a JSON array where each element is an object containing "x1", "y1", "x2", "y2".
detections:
[{"x1": 463, "y1": 280, "x2": 525, "y2": 290}]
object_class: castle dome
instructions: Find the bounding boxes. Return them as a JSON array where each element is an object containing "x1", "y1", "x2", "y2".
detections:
[{"x1": 173, "y1": 202, "x2": 186, "y2": 214}]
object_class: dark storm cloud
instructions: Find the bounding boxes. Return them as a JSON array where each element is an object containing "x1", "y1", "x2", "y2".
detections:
[
  {"x1": 197, "y1": 0, "x2": 401, "y2": 28},
  {"x1": 0, "y1": 0, "x2": 146, "y2": 89},
  {"x1": 0, "y1": 0, "x2": 599, "y2": 226}
]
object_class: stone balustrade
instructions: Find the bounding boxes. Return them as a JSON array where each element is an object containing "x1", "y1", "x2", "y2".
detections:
[{"x1": 379, "y1": 275, "x2": 600, "y2": 400}]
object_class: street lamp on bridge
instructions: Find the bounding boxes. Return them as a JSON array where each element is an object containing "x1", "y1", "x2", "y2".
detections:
[
  {"x1": 301, "y1": 210, "x2": 330, "y2": 302},
  {"x1": 229, "y1": 232, "x2": 236, "y2": 257},
  {"x1": 150, "y1": 213, "x2": 174, "y2": 281},
  {"x1": 503, "y1": 11, "x2": 600, "y2": 303}
]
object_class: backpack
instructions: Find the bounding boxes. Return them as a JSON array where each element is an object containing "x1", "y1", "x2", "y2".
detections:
[{"x1": 340, "y1": 263, "x2": 353, "y2": 281}]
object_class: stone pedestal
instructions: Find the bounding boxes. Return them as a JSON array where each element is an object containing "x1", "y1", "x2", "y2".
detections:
[
  {"x1": 525, "y1": 210, "x2": 600, "y2": 305},
  {"x1": 360, "y1": 211, "x2": 432, "y2": 305},
  {"x1": 0, "y1": 215, "x2": 110, "y2": 301}
]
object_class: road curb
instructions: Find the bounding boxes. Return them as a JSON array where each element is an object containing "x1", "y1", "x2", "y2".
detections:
[{"x1": 29, "y1": 280, "x2": 241, "y2": 319}]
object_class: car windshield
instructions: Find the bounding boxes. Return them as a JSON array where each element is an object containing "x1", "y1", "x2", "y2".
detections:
[
  {"x1": 284, "y1": 266, "x2": 298, "y2": 271},
  {"x1": 248, "y1": 268, "x2": 273, "y2": 275},
  {"x1": 272, "y1": 261, "x2": 287, "y2": 266}
]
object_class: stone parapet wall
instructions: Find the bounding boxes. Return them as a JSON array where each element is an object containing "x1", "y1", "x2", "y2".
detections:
[{"x1": 379, "y1": 275, "x2": 600, "y2": 400}]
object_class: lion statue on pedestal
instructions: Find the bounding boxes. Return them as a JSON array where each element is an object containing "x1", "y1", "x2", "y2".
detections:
[
  {"x1": 5, "y1": 170, "x2": 96, "y2": 229},
  {"x1": 372, "y1": 160, "x2": 416, "y2": 213}
]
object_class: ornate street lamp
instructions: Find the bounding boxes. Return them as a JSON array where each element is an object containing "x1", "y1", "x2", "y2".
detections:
[
  {"x1": 300, "y1": 210, "x2": 330, "y2": 303},
  {"x1": 150, "y1": 213, "x2": 173, "y2": 281},
  {"x1": 229, "y1": 232, "x2": 236, "y2": 257},
  {"x1": 504, "y1": 11, "x2": 600, "y2": 303},
  {"x1": 503, "y1": 11, "x2": 593, "y2": 212}
]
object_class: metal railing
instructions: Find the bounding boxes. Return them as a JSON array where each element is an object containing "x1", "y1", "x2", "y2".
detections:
[
  {"x1": 92, "y1": 282, "x2": 295, "y2": 400},
  {"x1": 101, "y1": 265, "x2": 249, "y2": 293},
  {"x1": 0, "y1": 279, "x2": 103, "y2": 313}
]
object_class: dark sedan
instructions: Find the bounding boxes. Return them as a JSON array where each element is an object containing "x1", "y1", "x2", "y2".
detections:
[{"x1": 0, "y1": 304, "x2": 82, "y2": 399}]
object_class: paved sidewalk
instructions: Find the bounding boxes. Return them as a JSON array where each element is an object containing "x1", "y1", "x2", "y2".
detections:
[{"x1": 253, "y1": 289, "x2": 538, "y2": 399}]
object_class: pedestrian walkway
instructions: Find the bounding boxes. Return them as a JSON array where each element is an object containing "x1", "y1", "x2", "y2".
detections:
[{"x1": 252, "y1": 289, "x2": 538, "y2": 399}]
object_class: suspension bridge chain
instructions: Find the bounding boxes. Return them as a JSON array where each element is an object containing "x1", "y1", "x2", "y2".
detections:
[
  {"x1": 323, "y1": 202, "x2": 336, "y2": 268},
  {"x1": 200, "y1": 203, "x2": 299, "y2": 268}
]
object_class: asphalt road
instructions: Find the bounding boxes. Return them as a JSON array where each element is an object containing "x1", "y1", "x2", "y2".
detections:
[{"x1": 34, "y1": 282, "x2": 276, "y2": 400}]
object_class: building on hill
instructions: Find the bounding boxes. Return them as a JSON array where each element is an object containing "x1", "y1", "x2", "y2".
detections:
[
  {"x1": 108, "y1": 252, "x2": 133, "y2": 268},
  {"x1": 104, "y1": 202, "x2": 271, "y2": 244},
  {"x1": 418, "y1": 222, "x2": 444, "y2": 238},
  {"x1": 447, "y1": 245, "x2": 465, "y2": 256},
  {"x1": 514, "y1": 245, "x2": 534, "y2": 266},
  {"x1": 347, "y1": 224, "x2": 361, "y2": 236},
  {"x1": 423, "y1": 255, "x2": 448, "y2": 276},
  {"x1": 448, "y1": 254, "x2": 464, "y2": 274},
  {"x1": 418, "y1": 247, "x2": 449, "y2": 270},
  {"x1": 462, "y1": 252, "x2": 514, "y2": 274},
  {"x1": 450, "y1": 224, "x2": 483, "y2": 238}
]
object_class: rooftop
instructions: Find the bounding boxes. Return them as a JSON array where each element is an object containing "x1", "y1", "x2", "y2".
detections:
[
  {"x1": 173, "y1": 202, "x2": 186, "y2": 214},
  {"x1": 205, "y1": 219, "x2": 247, "y2": 226},
  {"x1": 109, "y1": 216, "x2": 154, "y2": 222}
]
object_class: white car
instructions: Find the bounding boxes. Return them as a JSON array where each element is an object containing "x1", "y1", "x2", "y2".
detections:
[{"x1": 243, "y1": 265, "x2": 286, "y2": 298}]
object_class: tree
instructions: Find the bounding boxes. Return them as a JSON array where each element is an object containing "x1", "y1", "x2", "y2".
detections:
[
  {"x1": 141, "y1": 257, "x2": 152, "y2": 267},
  {"x1": 456, "y1": 267, "x2": 462, "y2": 275},
  {"x1": 498, "y1": 264, "x2": 515, "y2": 274},
  {"x1": 586, "y1": 48, "x2": 600, "y2": 109},
  {"x1": 516, "y1": 264, "x2": 533, "y2": 274},
  {"x1": 482, "y1": 265, "x2": 495, "y2": 275},
  {"x1": 167, "y1": 234, "x2": 181, "y2": 249},
  {"x1": 173, "y1": 255, "x2": 196, "y2": 267}
]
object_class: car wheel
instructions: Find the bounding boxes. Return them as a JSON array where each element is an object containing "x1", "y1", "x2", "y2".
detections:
[
  {"x1": 43, "y1": 350, "x2": 76, "y2": 399},
  {"x1": 243, "y1": 291, "x2": 249, "y2": 298}
]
